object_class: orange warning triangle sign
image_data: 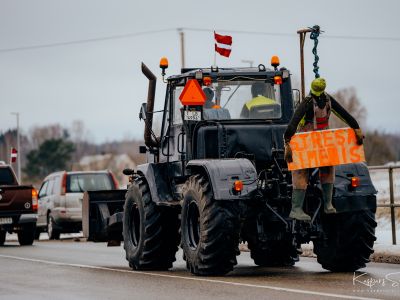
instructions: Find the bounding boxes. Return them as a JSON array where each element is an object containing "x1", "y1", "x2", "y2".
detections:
[{"x1": 179, "y1": 79, "x2": 206, "y2": 105}]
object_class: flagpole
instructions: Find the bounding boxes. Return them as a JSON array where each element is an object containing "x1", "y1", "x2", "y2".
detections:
[
  {"x1": 213, "y1": 31, "x2": 216, "y2": 67},
  {"x1": 11, "y1": 112, "x2": 21, "y2": 183}
]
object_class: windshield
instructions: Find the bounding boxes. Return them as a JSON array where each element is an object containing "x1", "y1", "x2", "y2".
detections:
[
  {"x1": 174, "y1": 79, "x2": 282, "y2": 122},
  {"x1": 0, "y1": 167, "x2": 16, "y2": 185},
  {"x1": 67, "y1": 173, "x2": 113, "y2": 193}
]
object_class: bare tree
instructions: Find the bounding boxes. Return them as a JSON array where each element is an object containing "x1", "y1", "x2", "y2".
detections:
[
  {"x1": 69, "y1": 120, "x2": 93, "y2": 162},
  {"x1": 29, "y1": 124, "x2": 66, "y2": 149},
  {"x1": 330, "y1": 87, "x2": 367, "y2": 129},
  {"x1": 364, "y1": 130, "x2": 395, "y2": 165}
]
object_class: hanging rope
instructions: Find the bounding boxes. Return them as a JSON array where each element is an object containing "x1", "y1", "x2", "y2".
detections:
[{"x1": 309, "y1": 25, "x2": 321, "y2": 78}]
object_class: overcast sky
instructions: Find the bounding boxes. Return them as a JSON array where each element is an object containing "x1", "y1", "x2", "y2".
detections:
[{"x1": 1, "y1": 0, "x2": 399, "y2": 143}]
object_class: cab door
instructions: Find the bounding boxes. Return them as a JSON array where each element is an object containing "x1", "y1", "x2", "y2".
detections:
[{"x1": 160, "y1": 85, "x2": 186, "y2": 164}]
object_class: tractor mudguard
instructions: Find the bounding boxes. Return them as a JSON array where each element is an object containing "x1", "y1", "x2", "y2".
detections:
[
  {"x1": 137, "y1": 163, "x2": 175, "y2": 204},
  {"x1": 186, "y1": 158, "x2": 258, "y2": 200},
  {"x1": 332, "y1": 162, "x2": 377, "y2": 213}
]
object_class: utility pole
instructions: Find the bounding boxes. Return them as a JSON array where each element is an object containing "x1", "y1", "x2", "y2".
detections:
[
  {"x1": 178, "y1": 28, "x2": 185, "y2": 69},
  {"x1": 241, "y1": 60, "x2": 254, "y2": 67},
  {"x1": 11, "y1": 112, "x2": 21, "y2": 183},
  {"x1": 297, "y1": 27, "x2": 313, "y2": 100}
]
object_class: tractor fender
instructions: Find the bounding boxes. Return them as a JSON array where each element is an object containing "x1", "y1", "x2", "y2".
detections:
[
  {"x1": 186, "y1": 158, "x2": 258, "y2": 200},
  {"x1": 137, "y1": 163, "x2": 174, "y2": 204},
  {"x1": 332, "y1": 162, "x2": 377, "y2": 213}
]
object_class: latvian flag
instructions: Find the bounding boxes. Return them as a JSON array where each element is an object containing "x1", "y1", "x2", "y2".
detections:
[
  {"x1": 10, "y1": 147, "x2": 17, "y2": 163},
  {"x1": 214, "y1": 31, "x2": 232, "y2": 57}
]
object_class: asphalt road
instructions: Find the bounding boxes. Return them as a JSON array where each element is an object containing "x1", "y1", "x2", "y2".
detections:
[{"x1": 0, "y1": 237, "x2": 399, "y2": 300}]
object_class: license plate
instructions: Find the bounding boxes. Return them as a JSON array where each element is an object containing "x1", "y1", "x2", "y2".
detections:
[
  {"x1": 184, "y1": 110, "x2": 201, "y2": 121},
  {"x1": 0, "y1": 217, "x2": 12, "y2": 225}
]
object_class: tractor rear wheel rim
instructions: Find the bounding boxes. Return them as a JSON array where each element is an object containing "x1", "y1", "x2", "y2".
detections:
[
  {"x1": 130, "y1": 204, "x2": 141, "y2": 247},
  {"x1": 187, "y1": 200, "x2": 200, "y2": 250}
]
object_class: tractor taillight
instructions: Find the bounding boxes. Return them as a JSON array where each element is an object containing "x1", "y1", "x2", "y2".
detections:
[
  {"x1": 233, "y1": 180, "x2": 243, "y2": 193},
  {"x1": 351, "y1": 176, "x2": 360, "y2": 188},
  {"x1": 274, "y1": 76, "x2": 282, "y2": 85},
  {"x1": 203, "y1": 76, "x2": 212, "y2": 86},
  {"x1": 32, "y1": 188, "x2": 38, "y2": 212}
]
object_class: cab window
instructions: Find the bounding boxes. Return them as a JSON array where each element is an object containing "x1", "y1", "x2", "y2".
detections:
[{"x1": 173, "y1": 86, "x2": 184, "y2": 125}]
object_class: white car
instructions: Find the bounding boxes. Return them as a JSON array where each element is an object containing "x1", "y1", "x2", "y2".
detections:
[{"x1": 36, "y1": 170, "x2": 118, "y2": 239}]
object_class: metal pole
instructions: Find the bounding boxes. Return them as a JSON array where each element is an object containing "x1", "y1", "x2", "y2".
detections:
[
  {"x1": 178, "y1": 28, "x2": 185, "y2": 69},
  {"x1": 299, "y1": 33, "x2": 305, "y2": 100},
  {"x1": 389, "y1": 167, "x2": 396, "y2": 245},
  {"x1": 297, "y1": 28, "x2": 312, "y2": 100},
  {"x1": 11, "y1": 112, "x2": 21, "y2": 183}
]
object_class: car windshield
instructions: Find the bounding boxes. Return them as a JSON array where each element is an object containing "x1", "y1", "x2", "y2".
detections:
[
  {"x1": 174, "y1": 79, "x2": 282, "y2": 122},
  {"x1": 67, "y1": 173, "x2": 113, "y2": 193}
]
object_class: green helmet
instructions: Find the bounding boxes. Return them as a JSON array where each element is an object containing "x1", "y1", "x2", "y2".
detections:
[{"x1": 310, "y1": 78, "x2": 326, "y2": 96}]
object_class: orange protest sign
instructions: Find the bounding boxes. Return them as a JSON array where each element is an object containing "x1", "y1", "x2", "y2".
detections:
[
  {"x1": 288, "y1": 128, "x2": 365, "y2": 171},
  {"x1": 179, "y1": 79, "x2": 206, "y2": 106}
]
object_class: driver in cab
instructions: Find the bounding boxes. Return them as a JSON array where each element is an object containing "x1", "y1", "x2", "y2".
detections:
[{"x1": 240, "y1": 82, "x2": 276, "y2": 118}]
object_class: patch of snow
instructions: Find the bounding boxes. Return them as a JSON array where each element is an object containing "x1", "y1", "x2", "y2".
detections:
[{"x1": 375, "y1": 217, "x2": 399, "y2": 245}]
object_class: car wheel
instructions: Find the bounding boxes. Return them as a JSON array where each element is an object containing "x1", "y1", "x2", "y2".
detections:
[
  {"x1": 18, "y1": 223, "x2": 36, "y2": 246},
  {"x1": 47, "y1": 214, "x2": 60, "y2": 240}
]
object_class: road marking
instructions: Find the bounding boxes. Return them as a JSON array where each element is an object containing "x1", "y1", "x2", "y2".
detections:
[{"x1": 0, "y1": 254, "x2": 382, "y2": 300}]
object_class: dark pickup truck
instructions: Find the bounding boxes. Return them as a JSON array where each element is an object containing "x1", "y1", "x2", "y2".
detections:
[{"x1": 0, "y1": 162, "x2": 38, "y2": 246}]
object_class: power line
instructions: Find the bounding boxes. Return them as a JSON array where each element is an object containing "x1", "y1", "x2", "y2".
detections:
[
  {"x1": 182, "y1": 27, "x2": 400, "y2": 41},
  {"x1": 1, "y1": 27, "x2": 399, "y2": 53},
  {"x1": 181, "y1": 27, "x2": 294, "y2": 37},
  {"x1": 0, "y1": 28, "x2": 176, "y2": 53}
]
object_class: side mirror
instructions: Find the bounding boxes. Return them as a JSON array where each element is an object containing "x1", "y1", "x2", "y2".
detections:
[
  {"x1": 139, "y1": 103, "x2": 147, "y2": 121},
  {"x1": 292, "y1": 89, "x2": 301, "y2": 108},
  {"x1": 122, "y1": 168, "x2": 135, "y2": 176}
]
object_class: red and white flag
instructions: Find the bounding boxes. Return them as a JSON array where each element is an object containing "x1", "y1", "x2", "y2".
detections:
[
  {"x1": 214, "y1": 31, "x2": 232, "y2": 57},
  {"x1": 10, "y1": 147, "x2": 17, "y2": 163}
]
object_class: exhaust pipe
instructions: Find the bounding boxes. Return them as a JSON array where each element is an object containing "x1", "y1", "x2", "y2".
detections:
[{"x1": 141, "y1": 62, "x2": 159, "y2": 148}]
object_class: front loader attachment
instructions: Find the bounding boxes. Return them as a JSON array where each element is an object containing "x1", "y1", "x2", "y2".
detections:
[{"x1": 82, "y1": 190, "x2": 127, "y2": 244}]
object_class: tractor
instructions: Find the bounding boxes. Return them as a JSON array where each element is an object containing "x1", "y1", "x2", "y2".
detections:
[{"x1": 83, "y1": 57, "x2": 377, "y2": 276}]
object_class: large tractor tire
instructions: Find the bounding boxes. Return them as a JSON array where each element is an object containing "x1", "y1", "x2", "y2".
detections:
[
  {"x1": 18, "y1": 223, "x2": 36, "y2": 246},
  {"x1": 313, "y1": 209, "x2": 377, "y2": 272},
  {"x1": 0, "y1": 230, "x2": 6, "y2": 246},
  {"x1": 243, "y1": 221, "x2": 297, "y2": 267},
  {"x1": 123, "y1": 178, "x2": 180, "y2": 270},
  {"x1": 181, "y1": 175, "x2": 240, "y2": 276}
]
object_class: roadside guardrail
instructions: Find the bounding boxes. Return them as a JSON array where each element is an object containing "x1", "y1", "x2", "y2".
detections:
[{"x1": 368, "y1": 165, "x2": 400, "y2": 245}]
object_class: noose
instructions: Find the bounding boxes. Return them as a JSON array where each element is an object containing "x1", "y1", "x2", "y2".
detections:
[{"x1": 309, "y1": 25, "x2": 321, "y2": 79}]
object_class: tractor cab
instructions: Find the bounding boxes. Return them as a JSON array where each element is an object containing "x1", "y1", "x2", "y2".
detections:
[{"x1": 168, "y1": 60, "x2": 294, "y2": 125}]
